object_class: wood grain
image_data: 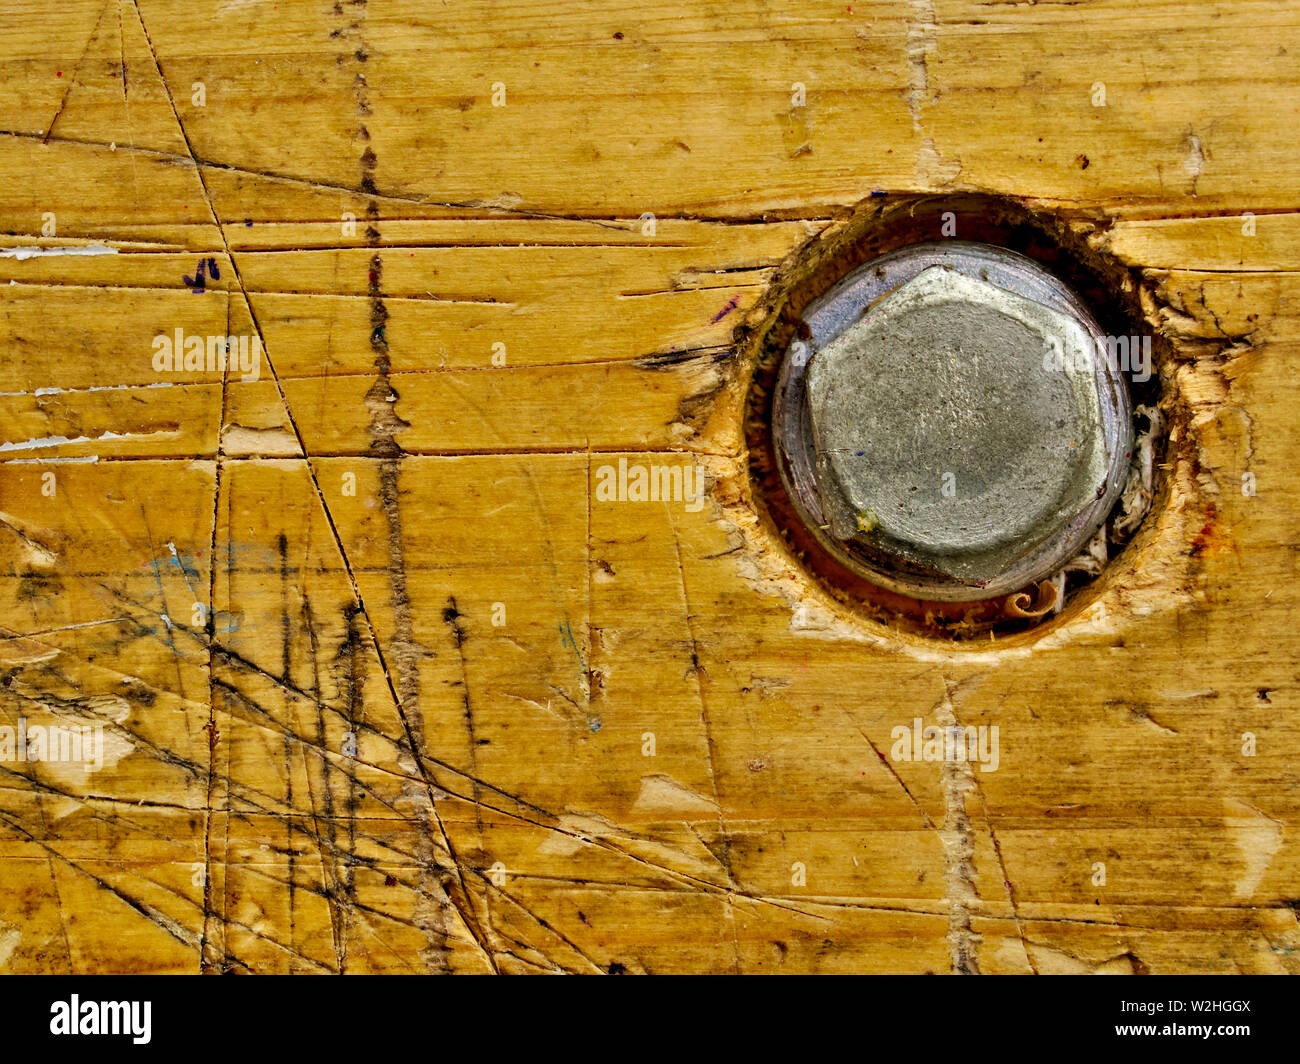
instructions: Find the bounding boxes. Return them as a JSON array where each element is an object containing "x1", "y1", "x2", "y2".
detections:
[{"x1": 0, "y1": 0, "x2": 1296, "y2": 974}]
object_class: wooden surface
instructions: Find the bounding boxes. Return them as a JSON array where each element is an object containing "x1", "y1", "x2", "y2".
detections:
[{"x1": 0, "y1": 0, "x2": 1297, "y2": 974}]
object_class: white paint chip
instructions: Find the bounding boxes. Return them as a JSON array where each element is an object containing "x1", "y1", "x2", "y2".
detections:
[{"x1": 0, "y1": 244, "x2": 118, "y2": 260}]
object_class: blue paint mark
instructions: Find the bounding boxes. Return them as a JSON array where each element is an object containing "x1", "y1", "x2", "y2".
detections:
[
  {"x1": 162, "y1": 551, "x2": 201, "y2": 584},
  {"x1": 560, "y1": 615, "x2": 605, "y2": 733},
  {"x1": 710, "y1": 295, "x2": 740, "y2": 323},
  {"x1": 213, "y1": 610, "x2": 241, "y2": 635},
  {"x1": 559, "y1": 616, "x2": 586, "y2": 673},
  {"x1": 183, "y1": 256, "x2": 220, "y2": 293}
]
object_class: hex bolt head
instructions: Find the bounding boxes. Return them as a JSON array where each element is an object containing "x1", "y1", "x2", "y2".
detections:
[{"x1": 774, "y1": 242, "x2": 1134, "y2": 601}]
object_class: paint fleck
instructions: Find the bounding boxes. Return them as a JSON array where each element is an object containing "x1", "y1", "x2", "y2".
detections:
[{"x1": 710, "y1": 295, "x2": 740, "y2": 323}]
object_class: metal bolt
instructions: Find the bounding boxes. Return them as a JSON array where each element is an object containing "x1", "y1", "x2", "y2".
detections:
[{"x1": 774, "y1": 241, "x2": 1133, "y2": 601}]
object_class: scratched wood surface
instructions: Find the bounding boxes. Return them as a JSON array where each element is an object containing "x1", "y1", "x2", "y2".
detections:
[{"x1": 0, "y1": 0, "x2": 1297, "y2": 975}]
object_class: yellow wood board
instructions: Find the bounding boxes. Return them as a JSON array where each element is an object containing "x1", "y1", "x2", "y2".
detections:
[{"x1": 0, "y1": 0, "x2": 1296, "y2": 974}]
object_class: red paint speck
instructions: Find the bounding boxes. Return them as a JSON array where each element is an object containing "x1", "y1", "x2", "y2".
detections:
[{"x1": 56, "y1": 71, "x2": 62, "y2": 77}]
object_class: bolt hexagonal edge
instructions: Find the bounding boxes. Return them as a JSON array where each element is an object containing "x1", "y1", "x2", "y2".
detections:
[
  {"x1": 803, "y1": 265, "x2": 1112, "y2": 584},
  {"x1": 772, "y1": 240, "x2": 1136, "y2": 602}
]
